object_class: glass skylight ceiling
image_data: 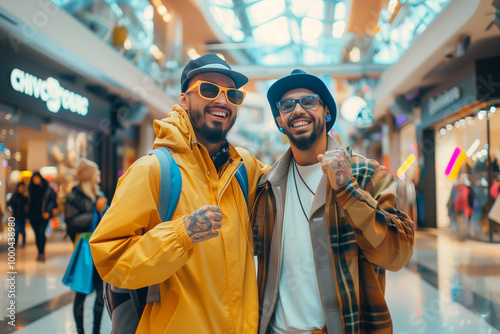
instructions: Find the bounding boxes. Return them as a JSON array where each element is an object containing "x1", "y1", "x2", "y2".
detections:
[{"x1": 207, "y1": 0, "x2": 452, "y2": 66}]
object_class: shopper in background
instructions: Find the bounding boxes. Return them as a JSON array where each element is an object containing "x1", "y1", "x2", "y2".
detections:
[
  {"x1": 252, "y1": 69, "x2": 415, "y2": 333},
  {"x1": 28, "y1": 171, "x2": 57, "y2": 262},
  {"x1": 90, "y1": 53, "x2": 268, "y2": 333},
  {"x1": 8, "y1": 182, "x2": 29, "y2": 247},
  {"x1": 64, "y1": 158, "x2": 108, "y2": 334}
]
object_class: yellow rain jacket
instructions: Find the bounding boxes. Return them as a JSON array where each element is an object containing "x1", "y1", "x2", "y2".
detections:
[{"x1": 90, "y1": 106, "x2": 267, "y2": 333}]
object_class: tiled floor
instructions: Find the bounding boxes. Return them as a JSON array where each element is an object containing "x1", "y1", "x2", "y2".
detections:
[
  {"x1": 0, "y1": 225, "x2": 111, "y2": 334},
  {"x1": 0, "y1": 225, "x2": 499, "y2": 334}
]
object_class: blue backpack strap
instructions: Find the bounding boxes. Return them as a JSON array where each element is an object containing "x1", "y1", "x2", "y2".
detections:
[
  {"x1": 235, "y1": 163, "x2": 249, "y2": 207},
  {"x1": 104, "y1": 149, "x2": 182, "y2": 332},
  {"x1": 148, "y1": 148, "x2": 182, "y2": 221}
]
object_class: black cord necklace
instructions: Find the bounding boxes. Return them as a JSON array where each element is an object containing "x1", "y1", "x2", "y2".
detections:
[
  {"x1": 293, "y1": 160, "x2": 315, "y2": 195},
  {"x1": 292, "y1": 159, "x2": 316, "y2": 222}
]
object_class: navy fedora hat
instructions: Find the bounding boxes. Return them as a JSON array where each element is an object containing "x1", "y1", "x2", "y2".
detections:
[
  {"x1": 180, "y1": 53, "x2": 248, "y2": 92},
  {"x1": 267, "y1": 69, "x2": 337, "y2": 132}
]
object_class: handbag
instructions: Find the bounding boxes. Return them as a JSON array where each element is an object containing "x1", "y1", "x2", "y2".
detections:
[
  {"x1": 62, "y1": 208, "x2": 99, "y2": 294},
  {"x1": 489, "y1": 195, "x2": 500, "y2": 224},
  {"x1": 62, "y1": 232, "x2": 95, "y2": 294}
]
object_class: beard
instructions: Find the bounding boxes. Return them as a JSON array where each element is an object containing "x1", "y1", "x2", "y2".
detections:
[
  {"x1": 189, "y1": 105, "x2": 236, "y2": 144},
  {"x1": 283, "y1": 115, "x2": 325, "y2": 151}
]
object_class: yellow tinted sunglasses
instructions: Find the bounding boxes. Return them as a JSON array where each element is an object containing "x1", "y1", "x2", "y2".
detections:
[{"x1": 186, "y1": 80, "x2": 246, "y2": 107}]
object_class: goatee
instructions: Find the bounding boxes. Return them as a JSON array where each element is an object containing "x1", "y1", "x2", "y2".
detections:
[
  {"x1": 190, "y1": 105, "x2": 236, "y2": 144},
  {"x1": 283, "y1": 116, "x2": 325, "y2": 151}
]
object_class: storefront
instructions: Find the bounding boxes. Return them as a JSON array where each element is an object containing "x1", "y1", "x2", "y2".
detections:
[
  {"x1": 0, "y1": 30, "x2": 118, "y2": 214},
  {"x1": 417, "y1": 59, "x2": 500, "y2": 243}
]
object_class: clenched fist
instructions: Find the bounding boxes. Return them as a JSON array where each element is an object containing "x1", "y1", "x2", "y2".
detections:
[
  {"x1": 183, "y1": 205, "x2": 223, "y2": 243},
  {"x1": 317, "y1": 147, "x2": 352, "y2": 191}
]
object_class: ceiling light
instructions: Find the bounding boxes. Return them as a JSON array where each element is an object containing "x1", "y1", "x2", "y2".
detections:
[
  {"x1": 150, "y1": 44, "x2": 164, "y2": 59},
  {"x1": 446, "y1": 124, "x2": 453, "y2": 131},
  {"x1": 349, "y1": 47, "x2": 360, "y2": 62},
  {"x1": 163, "y1": 13, "x2": 172, "y2": 22},
  {"x1": 157, "y1": 5, "x2": 167, "y2": 16},
  {"x1": 124, "y1": 38, "x2": 132, "y2": 50},
  {"x1": 187, "y1": 47, "x2": 200, "y2": 59}
]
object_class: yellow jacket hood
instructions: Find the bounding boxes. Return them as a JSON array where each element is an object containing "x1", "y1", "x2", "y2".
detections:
[{"x1": 152, "y1": 105, "x2": 193, "y2": 153}]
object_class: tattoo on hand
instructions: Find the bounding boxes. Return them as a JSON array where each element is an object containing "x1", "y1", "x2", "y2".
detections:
[
  {"x1": 187, "y1": 209, "x2": 213, "y2": 235},
  {"x1": 335, "y1": 160, "x2": 350, "y2": 187}
]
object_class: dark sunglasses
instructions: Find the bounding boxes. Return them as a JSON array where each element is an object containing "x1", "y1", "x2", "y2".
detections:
[
  {"x1": 276, "y1": 94, "x2": 323, "y2": 113},
  {"x1": 186, "y1": 80, "x2": 246, "y2": 107}
]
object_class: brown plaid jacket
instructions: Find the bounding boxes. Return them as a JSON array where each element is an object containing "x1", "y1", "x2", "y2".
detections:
[{"x1": 251, "y1": 138, "x2": 415, "y2": 334}]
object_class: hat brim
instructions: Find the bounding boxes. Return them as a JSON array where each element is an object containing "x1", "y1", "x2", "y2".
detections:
[
  {"x1": 267, "y1": 73, "x2": 337, "y2": 132},
  {"x1": 182, "y1": 65, "x2": 249, "y2": 92}
]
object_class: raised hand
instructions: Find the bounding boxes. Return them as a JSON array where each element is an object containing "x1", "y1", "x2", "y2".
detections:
[
  {"x1": 317, "y1": 147, "x2": 352, "y2": 191},
  {"x1": 183, "y1": 205, "x2": 223, "y2": 243}
]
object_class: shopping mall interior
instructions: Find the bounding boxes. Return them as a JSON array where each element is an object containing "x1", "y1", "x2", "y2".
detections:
[{"x1": 0, "y1": 0, "x2": 499, "y2": 333}]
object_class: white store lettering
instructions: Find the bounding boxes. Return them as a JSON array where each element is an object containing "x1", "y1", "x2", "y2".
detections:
[{"x1": 10, "y1": 68, "x2": 89, "y2": 116}]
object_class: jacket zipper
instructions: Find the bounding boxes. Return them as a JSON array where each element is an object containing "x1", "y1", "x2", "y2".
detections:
[{"x1": 217, "y1": 160, "x2": 243, "y2": 203}]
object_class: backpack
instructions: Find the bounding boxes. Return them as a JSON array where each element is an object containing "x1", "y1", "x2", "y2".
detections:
[{"x1": 103, "y1": 147, "x2": 249, "y2": 334}]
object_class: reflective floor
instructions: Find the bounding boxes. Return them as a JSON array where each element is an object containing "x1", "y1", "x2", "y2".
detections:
[{"x1": 0, "y1": 225, "x2": 499, "y2": 334}]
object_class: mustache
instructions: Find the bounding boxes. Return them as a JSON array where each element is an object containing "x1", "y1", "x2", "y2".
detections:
[
  {"x1": 205, "y1": 105, "x2": 232, "y2": 117},
  {"x1": 287, "y1": 114, "x2": 313, "y2": 127}
]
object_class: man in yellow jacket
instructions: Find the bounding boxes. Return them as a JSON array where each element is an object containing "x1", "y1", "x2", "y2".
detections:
[{"x1": 90, "y1": 54, "x2": 267, "y2": 333}]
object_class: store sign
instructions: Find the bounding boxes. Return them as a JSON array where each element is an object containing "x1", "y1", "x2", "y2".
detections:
[
  {"x1": 428, "y1": 86, "x2": 460, "y2": 115},
  {"x1": 10, "y1": 68, "x2": 89, "y2": 116}
]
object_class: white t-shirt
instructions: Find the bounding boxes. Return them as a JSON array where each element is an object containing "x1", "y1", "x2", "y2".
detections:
[{"x1": 270, "y1": 161, "x2": 326, "y2": 334}]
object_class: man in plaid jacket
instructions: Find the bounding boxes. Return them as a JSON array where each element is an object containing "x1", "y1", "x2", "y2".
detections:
[{"x1": 252, "y1": 69, "x2": 414, "y2": 334}]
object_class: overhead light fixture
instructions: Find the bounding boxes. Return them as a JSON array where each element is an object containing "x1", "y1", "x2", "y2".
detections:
[
  {"x1": 150, "y1": 44, "x2": 164, "y2": 60},
  {"x1": 349, "y1": 47, "x2": 361, "y2": 62},
  {"x1": 187, "y1": 47, "x2": 200, "y2": 59},
  {"x1": 124, "y1": 38, "x2": 132, "y2": 50},
  {"x1": 163, "y1": 13, "x2": 172, "y2": 22},
  {"x1": 157, "y1": 5, "x2": 168, "y2": 16}
]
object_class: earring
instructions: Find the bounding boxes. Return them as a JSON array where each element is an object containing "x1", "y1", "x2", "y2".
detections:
[
  {"x1": 278, "y1": 126, "x2": 284, "y2": 133},
  {"x1": 326, "y1": 115, "x2": 331, "y2": 122}
]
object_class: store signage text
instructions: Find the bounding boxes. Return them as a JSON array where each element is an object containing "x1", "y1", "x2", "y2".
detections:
[
  {"x1": 10, "y1": 68, "x2": 89, "y2": 116},
  {"x1": 428, "y1": 86, "x2": 461, "y2": 115}
]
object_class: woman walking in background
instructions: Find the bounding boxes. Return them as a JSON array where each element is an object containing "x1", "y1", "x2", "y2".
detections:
[
  {"x1": 28, "y1": 171, "x2": 57, "y2": 261},
  {"x1": 64, "y1": 158, "x2": 108, "y2": 334},
  {"x1": 8, "y1": 182, "x2": 29, "y2": 247}
]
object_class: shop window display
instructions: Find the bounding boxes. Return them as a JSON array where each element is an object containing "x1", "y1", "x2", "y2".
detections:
[{"x1": 436, "y1": 106, "x2": 500, "y2": 242}]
